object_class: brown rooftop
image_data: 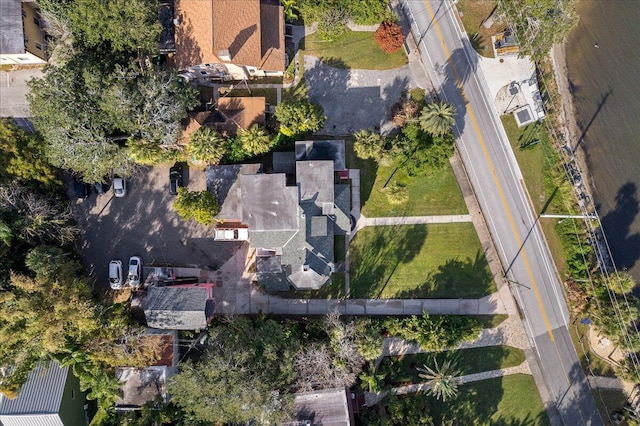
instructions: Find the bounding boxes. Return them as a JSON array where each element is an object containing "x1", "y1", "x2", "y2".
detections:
[
  {"x1": 216, "y1": 96, "x2": 266, "y2": 136},
  {"x1": 174, "y1": 0, "x2": 285, "y2": 72}
]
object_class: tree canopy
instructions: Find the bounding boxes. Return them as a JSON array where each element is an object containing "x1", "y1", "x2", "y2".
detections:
[
  {"x1": 275, "y1": 99, "x2": 326, "y2": 137},
  {"x1": 172, "y1": 188, "x2": 220, "y2": 226},
  {"x1": 498, "y1": 0, "x2": 579, "y2": 61},
  {"x1": 417, "y1": 101, "x2": 456, "y2": 137}
]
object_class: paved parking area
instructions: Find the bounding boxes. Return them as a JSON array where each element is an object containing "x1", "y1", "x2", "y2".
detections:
[
  {"x1": 71, "y1": 164, "x2": 244, "y2": 288},
  {"x1": 304, "y1": 56, "x2": 416, "y2": 135}
]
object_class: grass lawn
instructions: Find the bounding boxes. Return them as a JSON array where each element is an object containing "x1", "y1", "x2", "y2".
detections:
[
  {"x1": 349, "y1": 224, "x2": 496, "y2": 299},
  {"x1": 218, "y1": 88, "x2": 279, "y2": 106},
  {"x1": 501, "y1": 115, "x2": 570, "y2": 278},
  {"x1": 455, "y1": 0, "x2": 505, "y2": 58},
  {"x1": 301, "y1": 30, "x2": 408, "y2": 70},
  {"x1": 345, "y1": 140, "x2": 468, "y2": 217},
  {"x1": 386, "y1": 345, "x2": 526, "y2": 385},
  {"x1": 427, "y1": 374, "x2": 549, "y2": 425},
  {"x1": 592, "y1": 388, "x2": 628, "y2": 426}
]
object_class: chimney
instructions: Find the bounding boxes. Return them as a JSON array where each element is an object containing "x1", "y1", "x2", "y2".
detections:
[{"x1": 218, "y1": 49, "x2": 231, "y2": 62}]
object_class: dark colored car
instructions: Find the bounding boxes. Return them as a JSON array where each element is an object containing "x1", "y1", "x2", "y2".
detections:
[
  {"x1": 94, "y1": 182, "x2": 109, "y2": 195},
  {"x1": 169, "y1": 164, "x2": 183, "y2": 195},
  {"x1": 74, "y1": 178, "x2": 90, "y2": 199}
]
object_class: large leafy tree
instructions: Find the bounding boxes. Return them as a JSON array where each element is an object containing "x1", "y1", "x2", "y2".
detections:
[
  {"x1": 0, "y1": 120, "x2": 59, "y2": 187},
  {"x1": 498, "y1": 0, "x2": 578, "y2": 62},
  {"x1": 417, "y1": 101, "x2": 456, "y2": 137},
  {"x1": 275, "y1": 99, "x2": 326, "y2": 137},
  {"x1": 68, "y1": 0, "x2": 161, "y2": 54},
  {"x1": 169, "y1": 318, "x2": 298, "y2": 424},
  {"x1": 28, "y1": 63, "x2": 196, "y2": 181}
]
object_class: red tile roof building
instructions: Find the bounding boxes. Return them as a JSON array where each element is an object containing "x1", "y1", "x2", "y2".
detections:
[{"x1": 174, "y1": 0, "x2": 285, "y2": 73}]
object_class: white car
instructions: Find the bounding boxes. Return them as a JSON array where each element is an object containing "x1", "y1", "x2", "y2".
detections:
[
  {"x1": 113, "y1": 177, "x2": 126, "y2": 197},
  {"x1": 127, "y1": 256, "x2": 143, "y2": 288},
  {"x1": 109, "y1": 260, "x2": 123, "y2": 290}
]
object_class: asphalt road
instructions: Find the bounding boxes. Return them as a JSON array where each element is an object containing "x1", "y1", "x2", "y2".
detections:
[{"x1": 402, "y1": 0, "x2": 602, "y2": 424}]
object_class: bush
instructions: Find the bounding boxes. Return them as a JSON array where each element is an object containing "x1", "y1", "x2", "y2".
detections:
[
  {"x1": 173, "y1": 188, "x2": 219, "y2": 226},
  {"x1": 275, "y1": 99, "x2": 326, "y2": 137},
  {"x1": 374, "y1": 21, "x2": 405, "y2": 54}
]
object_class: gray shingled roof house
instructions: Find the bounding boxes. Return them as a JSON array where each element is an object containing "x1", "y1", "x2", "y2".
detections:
[
  {"x1": 0, "y1": 361, "x2": 87, "y2": 426},
  {"x1": 209, "y1": 140, "x2": 351, "y2": 291},
  {"x1": 143, "y1": 284, "x2": 215, "y2": 330}
]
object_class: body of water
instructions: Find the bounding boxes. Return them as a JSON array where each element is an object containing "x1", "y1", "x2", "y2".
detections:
[{"x1": 565, "y1": 0, "x2": 640, "y2": 283}]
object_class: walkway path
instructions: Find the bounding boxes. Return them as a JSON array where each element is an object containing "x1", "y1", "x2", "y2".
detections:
[
  {"x1": 363, "y1": 214, "x2": 471, "y2": 226},
  {"x1": 392, "y1": 362, "x2": 532, "y2": 396}
]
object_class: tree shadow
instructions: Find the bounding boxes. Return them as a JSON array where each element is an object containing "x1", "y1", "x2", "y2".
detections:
[
  {"x1": 394, "y1": 249, "x2": 493, "y2": 299},
  {"x1": 600, "y1": 182, "x2": 640, "y2": 274},
  {"x1": 437, "y1": 40, "x2": 480, "y2": 138},
  {"x1": 172, "y1": 6, "x2": 204, "y2": 69},
  {"x1": 468, "y1": 32, "x2": 486, "y2": 55},
  {"x1": 349, "y1": 225, "x2": 427, "y2": 299}
]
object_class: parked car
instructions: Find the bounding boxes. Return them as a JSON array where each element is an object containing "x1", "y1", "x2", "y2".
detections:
[
  {"x1": 113, "y1": 177, "x2": 126, "y2": 197},
  {"x1": 74, "y1": 177, "x2": 90, "y2": 199},
  {"x1": 169, "y1": 164, "x2": 183, "y2": 195},
  {"x1": 109, "y1": 260, "x2": 123, "y2": 289},
  {"x1": 94, "y1": 182, "x2": 109, "y2": 195},
  {"x1": 127, "y1": 256, "x2": 142, "y2": 288}
]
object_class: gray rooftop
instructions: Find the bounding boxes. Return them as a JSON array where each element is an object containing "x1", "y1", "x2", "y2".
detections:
[
  {"x1": 292, "y1": 388, "x2": 353, "y2": 426},
  {"x1": 333, "y1": 184, "x2": 351, "y2": 234},
  {"x1": 0, "y1": 0, "x2": 24, "y2": 55},
  {"x1": 207, "y1": 163, "x2": 261, "y2": 221},
  {"x1": 241, "y1": 173, "x2": 299, "y2": 231},
  {"x1": 144, "y1": 286, "x2": 212, "y2": 330},
  {"x1": 0, "y1": 362, "x2": 67, "y2": 417},
  {"x1": 295, "y1": 140, "x2": 346, "y2": 171},
  {"x1": 296, "y1": 161, "x2": 335, "y2": 205},
  {"x1": 272, "y1": 151, "x2": 296, "y2": 174}
]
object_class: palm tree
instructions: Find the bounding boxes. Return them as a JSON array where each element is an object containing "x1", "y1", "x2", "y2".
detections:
[
  {"x1": 417, "y1": 101, "x2": 456, "y2": 137},
  {"x1": 239, "y1": 124, "x2": 271, "y2": 156},
  {"x1": 187, "y1": 127, "x2": 226, "y2": 164},
  {"x1": 353, "y1": 129, "x2": 384, "y2": 160},
  {"x1": 417, "y1": 358, "x2": 460, "y2": 402}
]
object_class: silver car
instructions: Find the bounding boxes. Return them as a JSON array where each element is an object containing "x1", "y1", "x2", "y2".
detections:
[
  {"x1": 113, "y1": 177, "x2": 126, "y2": 197},
  {"x1": 109, "y1": 260, "x2": 123, "y2": 289},
  {"x1": 127, "y1": 256, "x2": 143, "y2": 288}
]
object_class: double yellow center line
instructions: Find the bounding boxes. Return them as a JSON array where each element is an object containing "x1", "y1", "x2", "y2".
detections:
[{"x1": 422, "y1": 1, "x2": 555, "y2": 341}]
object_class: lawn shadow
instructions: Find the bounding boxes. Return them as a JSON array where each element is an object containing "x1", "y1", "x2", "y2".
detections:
[
  {"x1": 600, "y1": 182, "x2": 640, "y2": 276},
  {"x1": 349, "y1": 225, "x2": 427, "y2": 299},
  {"x1": 395, "y1": 249, "x2": 493, "y2": 299}
]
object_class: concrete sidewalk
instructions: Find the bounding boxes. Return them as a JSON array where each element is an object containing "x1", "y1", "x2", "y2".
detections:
[
  {"x1": 214, "y1": 275, "x2": 511, "y2": 316},
  {"x1": 363, "y1": 214, "x2": 472, "y2": 226}
]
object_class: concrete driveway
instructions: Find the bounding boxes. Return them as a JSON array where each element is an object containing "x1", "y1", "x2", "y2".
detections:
[
  {"x1": 71, "y1": 165, "x2": 244, "y2": 288},
  {"x1": 0, "y1": 68, "x2": 43, "y2": 131},
  {"x1": 304, "y1": 56, "x2": 416, "y2": 136}
]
